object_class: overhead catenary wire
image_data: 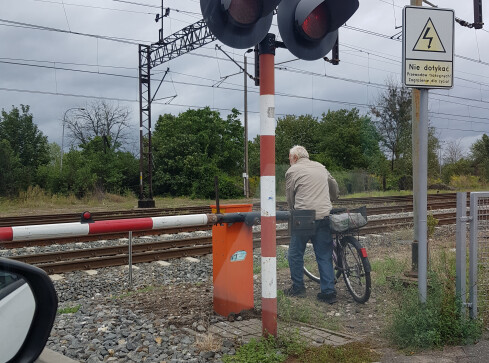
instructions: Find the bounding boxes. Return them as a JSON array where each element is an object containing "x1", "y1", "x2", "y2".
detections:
[
  {"x1": 1, "y1": 51, "x2": 488, "y2": 112},
  {"x1": 1, "y1": 3, "x2": 488, "y2": 139}
]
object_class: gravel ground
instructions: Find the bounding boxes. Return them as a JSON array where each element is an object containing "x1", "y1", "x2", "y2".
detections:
[{"x1": 47, "y1": 257, "x2": 227, "y2": 363}]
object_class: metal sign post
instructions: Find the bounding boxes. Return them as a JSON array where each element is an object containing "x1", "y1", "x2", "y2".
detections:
[{"x1": 402, "y1": 5, "x2": 454, "y2": 303}]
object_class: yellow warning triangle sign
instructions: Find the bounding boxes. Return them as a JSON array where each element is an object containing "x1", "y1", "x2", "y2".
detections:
[{"x1": 413, "y1": 18, "x2": 446, "y2": 52}]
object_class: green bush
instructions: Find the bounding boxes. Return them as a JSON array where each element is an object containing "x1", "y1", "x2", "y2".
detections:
[
  {"x1": 441, "y1": 159, "x2": 473, "y2": 184},
  {"x1": 333, "y1": 170, "x2": 382, "y2": 195},
  {"x1": 449, "y1": 175, "x2": 480, "y2": 190},
  {"x1": 387, "y1": 270, "x2": 482, "y2": 350}
]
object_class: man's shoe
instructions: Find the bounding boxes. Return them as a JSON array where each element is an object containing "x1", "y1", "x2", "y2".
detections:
[
  {"x1": 317, "y1": 291, "x2": 337, "y2": 304},
  {"x1": 283, "y1": 285, "x2": 306, "y2": 297}
]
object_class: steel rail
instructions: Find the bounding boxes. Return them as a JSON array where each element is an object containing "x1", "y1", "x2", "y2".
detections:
[{"x1": 35, "y1": 245, "x2": 213, "y2": 274}]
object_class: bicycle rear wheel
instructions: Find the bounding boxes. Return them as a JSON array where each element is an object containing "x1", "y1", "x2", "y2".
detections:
[
  {"x1": 303, "y1": 245, "x2": 342, "y2": 284},
  {"x1": 303, "y1": 264, "x2": 320, "y2": 283},
  {"x1": 340, "y1": 235, "x2": 371, "y2": 303},
  {"x1": 304, "y1": 265, "x2": 342, "y2": 283}
]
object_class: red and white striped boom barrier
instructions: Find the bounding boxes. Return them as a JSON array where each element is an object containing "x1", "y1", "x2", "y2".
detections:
[{"x1": 0, "y1": 214, "x2": 217, "y2": 242}]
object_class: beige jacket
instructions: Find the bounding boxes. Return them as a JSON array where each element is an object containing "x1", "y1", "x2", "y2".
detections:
[{"x1": 285, "y1": 158, "x2": 339, "y2": 220}]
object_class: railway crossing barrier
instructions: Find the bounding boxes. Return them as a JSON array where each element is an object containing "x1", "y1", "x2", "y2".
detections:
[{"x1": 0, "y1": 209, "x2": 295, "y2": 320}]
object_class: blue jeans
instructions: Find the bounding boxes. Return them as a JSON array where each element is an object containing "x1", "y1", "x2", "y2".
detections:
[{"x1": 288, "y1": 218, "x2": 336, "y2": 294}]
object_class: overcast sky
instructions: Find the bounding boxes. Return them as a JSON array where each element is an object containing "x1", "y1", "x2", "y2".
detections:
[{"x1": 1, "y1": 0, "x2": 488, "y2": 157}]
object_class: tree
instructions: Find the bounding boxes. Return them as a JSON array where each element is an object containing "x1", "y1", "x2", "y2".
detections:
[
  {"x1": 370, "y1": 80, "x2": 412, "y2": 171},
  {"x1": 0, "y1": 105, "x2": 49, "y2": 193},
  {"x1": 370, "y1": 81, "x2": 441, "y2": 188},
  {"x1": 0, "y1": 140, "x2": 22, "y2": 196},
  {"x1": 64, "y1": 100, "x2": 132, "y2": 149},
  {"x1": 0, "y1": 105, "x2": 49, "y2": 170},
  {"x1": 36, "y1": 137, "x2": 139, "y2": 197},
  {"x1": 317, "y1": 109, "x2": 384, "y2": 172},
  {"x1": 470, "y1": 134, "x2": 489, "y2": 181},
  {"x1": 152, "y1": 107, "x2": 244, "y2": 198},
  {"x1": 443, "y1": 139, "x2": 465, "y2": 165},
  {"x1": 275, "y1": 114, "x2": 320, "y2": 165}
]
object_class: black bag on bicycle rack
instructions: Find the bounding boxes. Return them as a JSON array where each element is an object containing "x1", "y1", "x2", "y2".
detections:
[{"x1": 329, "y1": 206, "x2": 367, "y2": 233}]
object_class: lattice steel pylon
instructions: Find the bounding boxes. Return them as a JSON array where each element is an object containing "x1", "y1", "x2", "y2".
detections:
[{"x1": 138, "y1": 19, "x2": 216, "y2": 207}]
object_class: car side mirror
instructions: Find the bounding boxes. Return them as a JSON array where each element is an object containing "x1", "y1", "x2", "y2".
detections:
[{"x1": 0, "y1": 258, "x2": 58, "y2": 363}]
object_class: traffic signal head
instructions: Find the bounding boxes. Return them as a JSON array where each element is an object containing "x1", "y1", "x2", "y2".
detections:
[
  {"x1": 201, "y1": 0, "x2": 282, "y2": 49},
  {"x1": 278, "y1": 0, "x2": 359, "y2": 60}
]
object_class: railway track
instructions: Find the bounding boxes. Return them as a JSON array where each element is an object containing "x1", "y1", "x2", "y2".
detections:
[
  {"x1": 0, "y1": 192, "x2": 464, "y2": 228},
  {"x1": 5, "y1": 210, "x2": 458, "y2": 274}
]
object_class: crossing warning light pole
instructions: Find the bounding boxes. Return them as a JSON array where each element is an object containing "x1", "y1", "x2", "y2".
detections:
[
  {"x1": 200, "y1": 0, "x2": 359, "y2": 337},
  {"x1": 259, "y1": 33, "x2": 278, "y2": 336}
]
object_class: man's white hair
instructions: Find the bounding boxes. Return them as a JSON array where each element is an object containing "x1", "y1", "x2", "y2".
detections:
[{"x1": 289, "y1": 145, "x2": 309, "y2": 160}]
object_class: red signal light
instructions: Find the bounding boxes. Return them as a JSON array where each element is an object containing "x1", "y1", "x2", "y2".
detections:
[
  {"x1": 301, "y1": 3, "x2": 328, "y2": 40},
  {"x1": 226, "y1": 0, "x2": 262, "y2": 26},
  {"x1": 81, "y1": 211, "x2": 94, "y2": 223}
]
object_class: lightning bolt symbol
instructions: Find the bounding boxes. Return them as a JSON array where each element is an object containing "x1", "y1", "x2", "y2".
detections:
[{"x1": 423, "y1": 27, "x2": 433, "y2": 49}]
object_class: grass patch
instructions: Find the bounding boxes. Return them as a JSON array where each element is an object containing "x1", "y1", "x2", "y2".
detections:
[
  {"x1": 297, "y1": 341, "x2": 381, "y2": 363},
  {"x1": 370, "y1": 257, "x2": 408, "y2": 286},
  {"x1": 277, "y1": 291, "x2": 341, "y2": 331},
  {"x1": 223, "y1": 335, "x2": 379, "y2": 363},
  {"x1": 278, "y1": 290, "x2": 313, "y2": 325},
  {"x1": 276, "y1": 248, "x2": 289, "y2": 270},
  {"x1": 0, "y1": 186, "x2": 256, "y2": 217},
  {"x1": 223, "y1": 336, "x2": 286, "y2": 363},
  {"x1": 58, "y1": 304, "x2": 81, "y2": 314}
]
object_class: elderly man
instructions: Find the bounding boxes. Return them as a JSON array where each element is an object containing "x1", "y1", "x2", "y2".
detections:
[{"x1": 284, "y1": 145, "x2": 339, "y2": 304}]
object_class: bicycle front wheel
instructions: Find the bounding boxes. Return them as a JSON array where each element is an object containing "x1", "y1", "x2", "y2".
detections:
[{"x1": 340, "y1": 236, "x2": 371, "y2": 303}]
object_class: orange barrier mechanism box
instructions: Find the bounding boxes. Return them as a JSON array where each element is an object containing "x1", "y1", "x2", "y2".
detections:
[{"x1": 210, "y1": 204, "x2": 254, "y2": 317}]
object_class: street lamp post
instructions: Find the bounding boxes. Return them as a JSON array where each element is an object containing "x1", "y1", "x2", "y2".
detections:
[{"x1": 61, "y1": 107, "x2": 85, "y2": 171}]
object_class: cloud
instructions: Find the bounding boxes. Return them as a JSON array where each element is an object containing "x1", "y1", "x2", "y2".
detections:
[{"x1": 0, "y1": 0, "x2": 487, "y2": 155}]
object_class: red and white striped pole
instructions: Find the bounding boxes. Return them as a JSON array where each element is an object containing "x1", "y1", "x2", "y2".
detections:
[{"x1": 259, "y1": 33, "x2": 277, "y2": 337}]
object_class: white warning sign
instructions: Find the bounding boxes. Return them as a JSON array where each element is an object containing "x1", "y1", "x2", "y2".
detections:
[{"x1": 402, "y1": 6, "x2": 454, "y2": 89}]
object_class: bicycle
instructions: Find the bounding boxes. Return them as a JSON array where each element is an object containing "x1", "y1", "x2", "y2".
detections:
[{"x1": 303, "y1": 208, "x2": 372, "y2": 303}]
